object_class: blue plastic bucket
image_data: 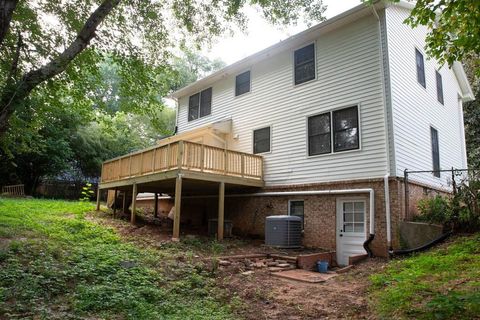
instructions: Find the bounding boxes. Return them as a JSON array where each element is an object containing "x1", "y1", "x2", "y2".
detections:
[{"x1": 317, "y1": 260, "x2": 329, "y2": 273}]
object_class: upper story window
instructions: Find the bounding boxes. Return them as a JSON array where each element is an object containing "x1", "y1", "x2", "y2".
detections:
[
  {"x1": 294, "y1": 43, "x2": 316, "y2": 85},
  {"x1": 235, "y1": 71, "x2": 251, "y2": 96},
  {"x1": 431, "y1": 127, "x2": 440, "y2": 177},
  {"x1": 308, "y1": 106, "x2": 360, "y2": 156},
  {"x1": 436, "y1": 70, "x2": 444, "y2": 105},
  {"x1": 333, "y1": 106, "x2": 360, "y2": 152},
  {"x1": 416, "y1": 48, "x2": 426, "y2": 88},
  {"x1": 308, "y1": 113, "x2": 331, "y2": 156},
  {"x1": 188, "y1": 87, "x2": 212, "y2": 121},
  {"x1": 253, "y1": 126, "x2": 271, "y2": 154}
]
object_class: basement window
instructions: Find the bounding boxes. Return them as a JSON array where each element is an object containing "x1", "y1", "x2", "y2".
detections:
[
  {"x1": 289, "y1": 200, "x2": 304, "y2": 230},
  {"x1": 188, "y1": 87, "x2": 212, "y2": 121}
]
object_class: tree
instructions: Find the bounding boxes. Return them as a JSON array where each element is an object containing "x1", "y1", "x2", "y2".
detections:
[
  {"x1": 462, "y1": 55, "x2": 480, "y2": 169},
  {"x1": 0, "y1": 0, "x2": 326, "y2": 136}
]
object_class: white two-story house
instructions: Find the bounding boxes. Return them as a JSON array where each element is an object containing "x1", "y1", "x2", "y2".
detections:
[{"x1": 99, "y1": 1, "x2": 474, "y2": 265}]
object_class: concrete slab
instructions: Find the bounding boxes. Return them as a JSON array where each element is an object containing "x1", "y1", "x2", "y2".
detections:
[{"x1": 271, "y1": 269, "x2": 338, "y2": 283}]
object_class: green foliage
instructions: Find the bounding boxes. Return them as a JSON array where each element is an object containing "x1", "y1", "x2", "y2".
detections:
[
  {"x1": 369, "y1": 233, "x2": 480, "y2": 319},
  {"x1": 0, "y1": 198, "x2": 235, "y2": 319},
  {"x1": 416, "y1": 195, "x2": 452, "y2": 225},
  {"x1": 79, "y1": 183, "x2": 94, "y2": 202}
]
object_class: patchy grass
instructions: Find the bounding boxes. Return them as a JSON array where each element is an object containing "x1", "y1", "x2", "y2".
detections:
[
  {"x1": 0, "y1": 197, "x2": 235, "y2": 319},
  {"x1": 369, "y1": 234, "x2": 480, "y2": 319}
]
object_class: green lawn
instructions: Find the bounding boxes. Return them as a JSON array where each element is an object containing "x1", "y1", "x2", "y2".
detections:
[
  {"x1": 369, "y1": 234, "x2": 480, "y2": 319},
  {"x1": 0, "y1": 197, "x2": 236, "y2": 319}
]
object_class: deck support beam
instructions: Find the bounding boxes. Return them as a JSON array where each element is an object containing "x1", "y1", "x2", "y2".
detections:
[
  {"x1": 131, "y1": 183, "x2": 137, "y2": 224},
  {"x1": 172, "y1": 175, "x2": 182, "y2": 241},
  {"x1": 154, "y1": 192, "x2": 158, "y2": 218},
  {"x1": 113, "y1": 188, "x2": 118, "y2": 218},
  {"x1": 218, "y1": 181, "x2": 225, "y2": 240},
  {"x1": 96, "y1": 187, "x2": 101, "y2": 211}
]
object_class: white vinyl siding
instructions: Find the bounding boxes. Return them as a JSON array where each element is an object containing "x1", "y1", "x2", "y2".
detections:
[
  {"x1": 177, "y1": 14, "x2": 389, "y2": 186},
  {"x1": 385, "y1": 6, "x2": 467, "y2": 188}
]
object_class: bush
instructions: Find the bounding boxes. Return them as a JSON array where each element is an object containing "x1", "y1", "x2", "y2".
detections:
[
  {"x1": 416, "y1": 178, "x2": 480, "y2": 232},
  {"x1": 416, "y1": 195, "x2": 452, "y2": 225}
]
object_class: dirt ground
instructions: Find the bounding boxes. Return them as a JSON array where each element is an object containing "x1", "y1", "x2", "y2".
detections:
[{"x1": 88, "y1": 211, "x2": 387, "y2": 319}]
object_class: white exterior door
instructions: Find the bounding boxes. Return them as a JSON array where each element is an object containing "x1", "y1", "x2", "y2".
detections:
[{"x1": 336, "y1": 199, "x2": 367, "y2": 266}]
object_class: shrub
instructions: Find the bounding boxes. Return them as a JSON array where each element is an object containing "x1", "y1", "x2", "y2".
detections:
[
  {"x1": 416, "y1": 195, "x2": 451, "y2": 225},
  {"x1": 79, "y1": 183, "x2": 94, "y2": 202}
]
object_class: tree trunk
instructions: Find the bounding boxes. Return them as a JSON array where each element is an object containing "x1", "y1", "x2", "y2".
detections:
[
  {"x1": 0, "y1": 0, "x2": 18, "y2": 48},
  {"x1": 0, "y1": 0, "x2": 121, "y2": 136}
]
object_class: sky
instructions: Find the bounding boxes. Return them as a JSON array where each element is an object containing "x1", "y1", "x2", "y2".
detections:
[{"x1": 202, "y1": 0, "x2": 360, "y2": 64}]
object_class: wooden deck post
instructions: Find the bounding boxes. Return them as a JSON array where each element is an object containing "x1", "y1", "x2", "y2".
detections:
[
  {"x1": 122, "y1": 191, "x2": 127, "y2": 215},
  {"x1": 96, "y1": 187, "x2": 101, "y2": 211},
  {"x1": 218, "y1": 181, "x2": 225, "y2": 240},
  {"x1": 154, "y1": 192, "x2": 158, "y2": 218},
  {"x1": 172, "y1": 175, "x2": 182, "y2": 241},
  {"x1": 113, "y1": 188, "x2": 118, "y2": 218},
  {"x1": 131, "y1": 183, "x2": 137, "y2": 224}
]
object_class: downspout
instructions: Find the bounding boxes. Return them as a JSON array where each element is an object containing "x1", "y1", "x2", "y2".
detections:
[{"x1": 372, "y1": 4, "x2": 393, "y2": 254}]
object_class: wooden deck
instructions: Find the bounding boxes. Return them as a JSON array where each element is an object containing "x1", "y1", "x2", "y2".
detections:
[{"x1": 99, "y1": 140, "x2": 264, "y2": 189}]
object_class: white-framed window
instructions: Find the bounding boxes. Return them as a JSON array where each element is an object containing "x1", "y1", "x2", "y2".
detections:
[
  {"x1": 341, "y1": 200, "x2": 365, "y2": 233},
  {"x1": 288, "y1": 200, "x2": 304, "y2": 230},
  {"x1": 431, "y1": 126, "x2": 440, "y2": 177},
  {"x1": 436, "y1": 70, "x2": 444, "y2": 105}
]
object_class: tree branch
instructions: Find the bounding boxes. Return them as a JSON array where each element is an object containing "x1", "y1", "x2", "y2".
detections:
[
  {"x1": 0, "y1": 0, "x2": 121, "y2": 136},
  {"x1": 7, "y1": 30, "x2": 22, "y2": 80},
  {"x1": 0, "y1": 0, "x2": 18, "y2": 48}
]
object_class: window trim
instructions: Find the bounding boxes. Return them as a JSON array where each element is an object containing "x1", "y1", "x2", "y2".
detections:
[
  {"x1": 435, "y1": 70, "x2": 444, "y2": 105},
  {"x1": 306, "y1": 104, "x2": 362, "y2": 158},
  {"x1": 234, "y1": 69, "x2": 252, "y2": 97},
  {"x1": 415, "y1": 47, "x2": 426, "y2": 88},
  {"x1": 187, "y1": 87, "x2": 213, "y2": 122},
  {"x1": 252, "y1": 125, "x2": 272, "y2": 155},
  {"x1": 430, "y1": 125, "x2": 441, "y2": 178},
  {"x1": 292, "y1": 41, "x2": 317, "y2": 87},
  {"x1": 288, "y1": 199, "x2": 305, "y2": 230}
]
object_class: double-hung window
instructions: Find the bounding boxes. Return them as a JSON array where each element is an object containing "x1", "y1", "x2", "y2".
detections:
[
  {"x1": 294, "y1": 43, "x2": 315, "y2": 85},
  {"x1": 308, "y1": 106, "x2": 360, "y2": 156},
  {"x1": 188, "y1": 88, "x2": 212, "y2": 121},
  {"x1": 416, "y1": 48, "x2": 426, "y2": 88},
  {"x1": 253, "y1": 127, "x2": 271, "y2": 154},
  {"x1": 436, "y1": 71, "x2": 444, "y2": 105},
  {"x1": 235, "y1": 71, "x2": 251, "y2": 96},
  {"x1": 431, "y1": 127, "x2": 440, "y2": 177}
]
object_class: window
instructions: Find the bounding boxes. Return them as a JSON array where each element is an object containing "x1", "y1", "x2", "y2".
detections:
[
  {"x1": 188, "y1": 87, "x2": 212, "y2": 121},
  {"x1": 235, "y1": 71, "x2": 250, "y2": 96},
  {"x1": 342, "y1": 201, "x2": 365, "y2": 233},
  {"x1": 431, "y1": 127, "x2": 440, "y2": 177},
  {"x1": 294, "y1": 43, "x2": 315, "y2": 85},
  {"x1": 416, "y1": 48, "x2": 426, "y2": 87},
  {"x1": 289, "y1": 200, "x2": 304, "y2": 230},
  {"x1": 333, "y1": 106, "x2": 359, "y2": 152},
  {"x1": 308, "y1": 106, "x2": 360, "y2": 156},
  {"x1": 308, "y1": 113, "x2": 331, "y2": 156},
  {"x1": 253, "y1": 127, "x2": 270, "y2": 154},
  {"x1": 436, "y1": 71, "x2": 444, "y2": 104}
]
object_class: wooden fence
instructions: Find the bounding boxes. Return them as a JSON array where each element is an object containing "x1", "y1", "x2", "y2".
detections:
[
  {"x1": 101, "y1": 140, "x2": 263, "y2": 183},
  {"x1": 1, "y1": 184, "x2": 25, "y2": 196}
]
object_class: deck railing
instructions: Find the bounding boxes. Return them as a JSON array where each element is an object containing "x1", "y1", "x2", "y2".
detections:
[
  {"x1": 1, "y1": 184, "x2": 25, "y2": 196},
  {"x1": 101, "y1": 140, "x2": 263, "y2": 183}
]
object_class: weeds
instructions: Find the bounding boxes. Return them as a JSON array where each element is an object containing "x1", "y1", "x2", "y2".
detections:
[{"x1": 0, "y1": 198, "x2": 235, "y2": 319}]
